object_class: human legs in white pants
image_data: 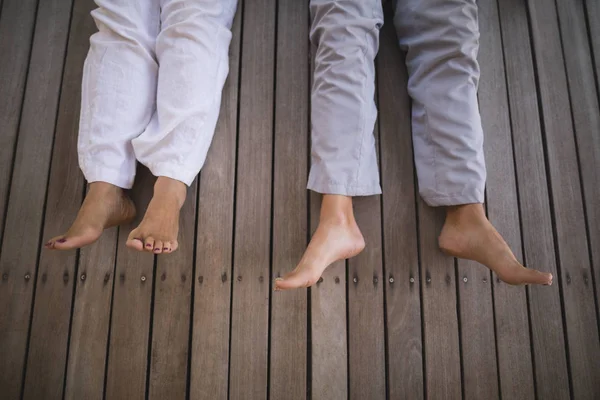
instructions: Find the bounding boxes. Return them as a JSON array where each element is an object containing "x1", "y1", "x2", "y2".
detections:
[
  {"x1": 275, "y1": 0, "x2": 553, "y2": 290},
  {"x1": 79, "y1": 0, "x2": 237, "y2": 189},
  {"x1": 46, "y1": 0, "x2": 237, "y2": 253},
  {"x1": 307, "y1": 0, "x2": 484, "y2": 205}
]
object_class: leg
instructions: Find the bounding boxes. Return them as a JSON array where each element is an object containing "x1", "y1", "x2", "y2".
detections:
[
  {"x1": 126, "y1": 0, "x2": 238, "y2": 253},
  {"x1": 46, "y1": 0, "x2": 160, "y2": 250},
  {"x1": 394, "y1": 0, "x2": 551, "y2": 285},
  {"x1": 275, "y1": 0, "x2": 383, "y2": 290}
]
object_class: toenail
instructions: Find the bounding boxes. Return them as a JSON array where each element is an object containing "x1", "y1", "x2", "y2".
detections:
[
  {"x1": 163, "y1": 247, "x2": 168, "y2": 250},
  {"x1": 57, "y1": 238, "x2": 67, "y2": 243},
  {"x1": 146, "y1": 244, "x2": 152, "y2": 248}
]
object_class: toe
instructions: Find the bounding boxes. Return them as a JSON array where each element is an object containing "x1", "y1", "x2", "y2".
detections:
[
  {"x1": 274, "y1": 269, "x2": 316, "y2": 291},
  {"x1": 126, "y1": 230, "x2": 146, "y2": 252},
  {"x1": 162, "y1": 241, "x2": 172, "y2": 254},
  {"x1": 170, "y1": 241, "x2": 179, "y2": 253},
  {"x1": 126, "y1": 237, "x2": 145, "y2": 252},
  {"x1": 144, "y1": 237, "x2": 155, "y2": 253},
  {"x1": 52, "y1": 231, "x2": 99, "y2": 250},
  {"x1": 153, "y1": 240, "x2": 163, "y2": 254},
  {"x1": 45, "y1": 236, "x2": 62, "y2": 249},
  {"x1": 521, "y1": 268, "x2": 553, "y2": 286}
]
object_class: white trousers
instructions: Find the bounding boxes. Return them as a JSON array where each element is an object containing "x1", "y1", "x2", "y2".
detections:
[
  {"x1": 308, "y1": 0, "x2": 486, "y2": 206},
  {"x1": 78, "y1": 0, "x2": 237, "y2": 188}
]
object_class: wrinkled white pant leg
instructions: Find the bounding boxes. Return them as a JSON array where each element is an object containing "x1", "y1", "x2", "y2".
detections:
[
  {"x1": 394, "y1": 0, "x2": 486, "y2": 206},
  {"x1": 78, "y1": 0, "x2": 160, "y2": 189},
  {"x1": 307, "y1": 0, "x2": 384, "y2": 196},
  {"x1": 132, "y1": 0, "x2": 238, "y2": 186}
]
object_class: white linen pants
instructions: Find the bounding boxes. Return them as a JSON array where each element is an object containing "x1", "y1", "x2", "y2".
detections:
[
  {"x1": 78, "y1": 0, "x2": 237, "y2": 189},
  {"x1": 308, "y1": 0, "x2": 486, "y2": 206}
]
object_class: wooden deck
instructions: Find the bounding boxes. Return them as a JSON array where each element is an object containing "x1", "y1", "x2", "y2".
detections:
[{"x1": 0, "y1": 0, "x2": 599, "y2": 399}]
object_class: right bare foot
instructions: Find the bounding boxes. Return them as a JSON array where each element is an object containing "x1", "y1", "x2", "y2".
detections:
[
  {"x1": 274, "y1": 195, "x2": 365, "y2": 291},
  {"x1": 45, "y1": 182, "x2": 136, "y2": 250},
  {"x1": 439, "y1": 203, "x2": 553, "y2": 286}
]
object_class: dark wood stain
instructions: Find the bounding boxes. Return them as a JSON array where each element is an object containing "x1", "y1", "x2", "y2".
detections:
[{"x1": 0, "y1": 1, "x2": 597, "y2": 400}]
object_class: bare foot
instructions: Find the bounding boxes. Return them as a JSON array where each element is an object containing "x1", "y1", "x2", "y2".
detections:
[
  {"x1": 126, "y1": 177, "x2": 186, "y2": 254},
  {"x1": 439, "y1": 203, "x2": 552, "y2": 286},
  {"x1": 45, "y1": 182, "x2": 136, "y2": 250},
  {"x1": 274, "y1": 195, "x2": 365, "y2": 291}
]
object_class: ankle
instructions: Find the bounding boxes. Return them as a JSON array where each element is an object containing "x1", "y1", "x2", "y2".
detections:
[
  {"x1": 88, "y1": 182, "x2": 122, "y2": 197},
  {"x1": 154, "y1": 177, "x2": 186, "y2": 208},
  {"x1": 320, "y1": 195, "x2": 355, "y2": 226},
  {"x1": 446, "y1": 203, "x2": 485, "y2": 225}
]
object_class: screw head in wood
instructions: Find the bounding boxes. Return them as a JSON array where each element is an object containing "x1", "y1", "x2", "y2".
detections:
[
  {"x1": 463, "y1": 277, "x2": 468, "y2": 283},
  {"x1": 24, "y1": 273, "x2": 31, "y2": 281},
  {"x1": 141, "y1": 275, "x2": 146, "y2": 282},
  {"x1": 2, "y1": 273, "x2": 8, "y2": 281},
  {"x1": 353, "y1": 277, "x2": 358, "y2": 283},
  {"x1": 408, "y1": 277, "x2": 414, "y2": 283},
  {"x1": 80, "y1": 274, "x2": 86, "y2": 281}
]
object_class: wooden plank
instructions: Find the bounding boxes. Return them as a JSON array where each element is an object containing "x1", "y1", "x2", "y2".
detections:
[
  {"x1": 418, "y1": 202, "x2": 462, "y2": 399},
  {"x1": 22, "y1": 1, "x2": 101, "y2": 400},
  {"x1": 308, "y1": 12, "x2": 347, "y2": 398},
  {"x1": 61, "y1": 2, "x2": 117, "y2": 399},
  {"x1": 104, "y1": 168, "x2": 155, "y2": 400},
  {"x1": 0, "y1": 0, "x2": 74, "y2": 397},
  {"x1": 377, "y1": 9, "x2": 423, "y2": 399},
  {"x1": 527, "y1": 0, "x2": 600, "y2": 397},
  {"x1": 147, "y1": 181, "x2": 196, "y2": 399},
  {"x1": 474, "y1": 0, "x2": 533, "y2": 398},
  {"x1": 0, "y1": 0, "x2": 38, "y2": 246},
  {"x1": 585, "y1": 0, "x2": 599, "y2": 93},
  {"x1": 228, "y1": 0, "x2": 276, "y2": 398},
  {"x1": 64, "y1": 230, "x2": 118, "y2": 400},
  {"x1": 269, "y1": 0, "x2": 309, "y2": 398},
  {"x1": 348, "y1": 196, "x2": 386, "y2": 399},
  {"x1": 497, "y1": 0, "x2": 570, "y2": 398},
  {"x1": 309, "y1": 194, "x2": 348, "y2": 400},
  {"x1": 556, "y1": 0, "x2": 600, "y2": 337},
  {"x1": 188, "y1": 4, "x2": 241, "y2": 400}
]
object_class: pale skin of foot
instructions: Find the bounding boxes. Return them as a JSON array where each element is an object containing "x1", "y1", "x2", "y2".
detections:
[
  {"x1": 439, "y1": 203, "x2": 552, "y2": 286},
  {"x1": 274, "y1": 195, "x2": 365, "y2": 290},
  {"x1": 125, "y1": 176, "x2": 186, "y2": 254},
  {"x1": 274, "y1": 196, "x2": 552, "y2": 291},
  {"x1": 45, "y1": 182, "x2": 136, "y2": 250}
]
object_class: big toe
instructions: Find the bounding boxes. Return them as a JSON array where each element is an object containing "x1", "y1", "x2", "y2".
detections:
[
  {"x1": 528, "y1": 270, "x2": 553, "y2": 286},
  {"x1": 47, "y1": 230, "x2": 100, "y2": 251},
  {"x1": 126, "y1": 237, "x2": 145, "y2": 252},
  {"x1": 274, "y1": 270, "x2": 316, "y2": 291}
]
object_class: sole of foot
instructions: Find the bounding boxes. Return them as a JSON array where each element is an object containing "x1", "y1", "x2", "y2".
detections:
[
  {"x1": 274, "y1": 218, "x2": 365, "y2": 291},
  {"x1": 45, "y1": 182, "x2": 136, "y2": 251},
  {"x1": 439, "y1": 204, "x2": 553, "y2": 286},
  {"x1": 125, "y1": 176, "x2": 186, "y2": 255}
]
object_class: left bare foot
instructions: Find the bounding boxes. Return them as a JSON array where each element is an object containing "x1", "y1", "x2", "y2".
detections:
[
  {"x1": 439, "y1": 203, "x2": 552, "y2": 286},
  {"x1": 126, "y1": 177, "x2": 186, "y2": 254},
  {"x1": 274, "y1": 195, "x2": 365, "y2": 291}
]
